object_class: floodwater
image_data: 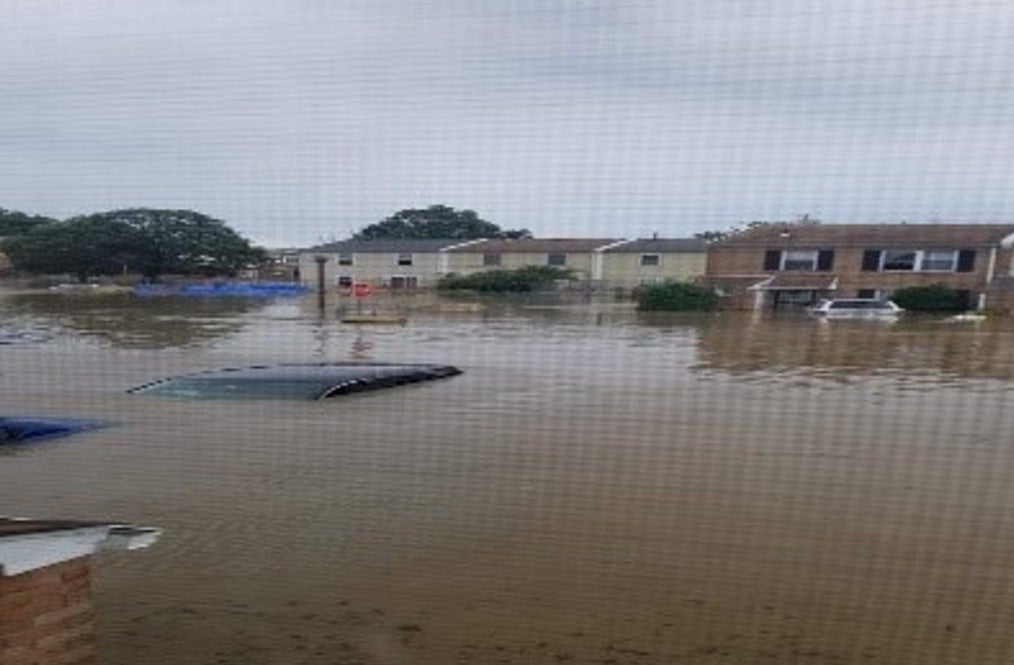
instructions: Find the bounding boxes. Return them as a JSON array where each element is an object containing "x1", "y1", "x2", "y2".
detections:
[{"x1": 2, "y1": 290, "x2": 1014, "y2": 665}]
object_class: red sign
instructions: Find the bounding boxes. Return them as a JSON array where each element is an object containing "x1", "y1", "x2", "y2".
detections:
[{"x1": 350, "y1": 283, "x2": 373, "y2": 298}]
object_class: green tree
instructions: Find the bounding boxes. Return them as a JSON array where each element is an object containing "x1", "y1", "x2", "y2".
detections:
[
  {"x1": 353, "y1": 205, "x2": 531, "y2": 240},
  {"x1": 92, "y1": 208, "x2": 266, "y2": 281},
  {"x1": 4, "y1": 216, "x2": 135, "y2": 282},
  {"x1": 0, "y1": 208, "x2": 57, "y2": 237},
  {"x1": 4, "y1": 208, "x2": 265, "y2": 282}
]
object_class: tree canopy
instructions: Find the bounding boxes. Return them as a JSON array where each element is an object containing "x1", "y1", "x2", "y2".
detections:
[
  {"x1": 0, "y1": 208, "x2": 57, "y2": 237},
  {"x1": 4, "y1": 208, "x2": 265, "y2": 282},
  {"x1": 4, "y1": 216, "x2": 133, "y2": 283},
  {"x1": 353, "y1": 205, "x2": 531, "y2": 240},
  {"x1": 95, "y1": 208, "x2": 266, "y2": 280}
]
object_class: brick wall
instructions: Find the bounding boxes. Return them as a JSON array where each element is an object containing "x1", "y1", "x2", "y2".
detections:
[
  {"x1": 707, "y1": 245, "x2": 1006, "y2": 308},
  {"x1": 0, "y1": 558, "x2": 95, "y2": 665}
]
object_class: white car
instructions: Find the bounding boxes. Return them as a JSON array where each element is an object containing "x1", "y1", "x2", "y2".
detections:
[{"x1": 808, "y1": 298, "x2": 904, "y2": 318}]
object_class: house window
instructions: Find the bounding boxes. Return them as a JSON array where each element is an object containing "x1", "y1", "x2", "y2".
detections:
[
  {"x1": 881, "y1": 250, "x2": 917, "y2": 271},
  {"x1": 397, "y1": 253, "x2": 413, "y2": 266},
  {"x1": 921, "y1": 249, "x2": 958, "y2": 271},
  {"x1": 870, "y1": 249, "x2": 964, "y2": 272},
  {"x1": 282, "y1": 255, "x2": 300, "y2": 265},
  {"x1": 547, "y1": 253, "x2": 567, "y2": 267},
  {"x1": 764, "y1": 249, "x2": 834, "y2": 271},
  {"x1": 390, "y1": 276, "x2": 418, "y2": 289},
  {"x1": 337, "y1": 276, "x2": 353, "y2": 287},
  {"x1": 483, "y1": 253, "x2": 501, "y2": 266},
  {"x1": 781, "y1": 250, "x2": 819, "y2": 271},
  {"x1": 338, "y1": 253, "x2": 353, "y2": 266},
  {"x1": 640, "y1": 254, "x2": 661, "y2": 266}
]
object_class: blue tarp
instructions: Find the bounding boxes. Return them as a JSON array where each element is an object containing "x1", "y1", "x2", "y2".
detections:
[
  {"x1": 0, "y1": 417, "x2": 105, "y2": 445},
  {"x1": 134, "y1": 282, "x2": 309, "y2": 298}
]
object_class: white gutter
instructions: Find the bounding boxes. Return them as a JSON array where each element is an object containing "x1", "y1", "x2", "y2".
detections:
[
  {"x1": 1, "y1": 523, "x2": 161, "y2": 576},
  {"x1": 592, "y1": 239, "x2": 635, "y2": 281},
  {"x1": 438, "y1": 238, "x2": 488, "y2": 274}
]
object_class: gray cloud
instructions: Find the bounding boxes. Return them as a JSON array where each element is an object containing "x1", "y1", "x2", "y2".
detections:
[{"x1": 2, "y1": 0, "x2": 1013, "y2": 245}]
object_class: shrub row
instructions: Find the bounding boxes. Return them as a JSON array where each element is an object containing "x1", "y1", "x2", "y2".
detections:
[
  {"x1": 437, "y1": 266, "x2": 571, "y2": 292},
  {"x1": 635, "y1": 281, "x2": 719, "y2": 311},
  {"x1": 890, "y1": 284, "x2": 971, "y2": 312}
]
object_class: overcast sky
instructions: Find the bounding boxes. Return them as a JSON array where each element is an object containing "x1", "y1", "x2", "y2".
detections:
[{"x1": 2, "y1": 1, "x2": 1013, "y2": 246}]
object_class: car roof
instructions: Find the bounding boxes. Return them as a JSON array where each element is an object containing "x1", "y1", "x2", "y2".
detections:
[{"x1": 129, "y1": 363, "x2": 463, "y2": 400}]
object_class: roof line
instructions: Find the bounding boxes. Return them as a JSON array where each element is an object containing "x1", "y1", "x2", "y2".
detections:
[
  {"x1": 595, "y1": 238, "x2": 636, "y2": 252},
  {"x1": 441, "y1": 238, "x2": 489, "y2": 252}
]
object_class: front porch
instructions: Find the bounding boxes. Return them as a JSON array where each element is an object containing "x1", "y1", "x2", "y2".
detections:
[{"x1": 747, "y1": 274, "x2": 839, "y2": 310}]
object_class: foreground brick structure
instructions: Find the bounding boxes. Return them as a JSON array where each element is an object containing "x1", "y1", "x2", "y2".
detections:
[
  {"x1": 1, "y1": 558, "x2": 96, "y2": 665},
  {"x1": 0, "y1": 519, "x2": 159, "y2": 665}
]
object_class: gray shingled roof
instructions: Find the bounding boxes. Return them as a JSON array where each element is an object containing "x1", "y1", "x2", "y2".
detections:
[
  {"x1": 603, "y1": 238, "x2": 706, "y2": 253},
  {"x1": 305, "y1": 239, "x2": 471, "y2": 253},
  {"x1": 446, "y1": 238, "x2": 619, "y2": 253},
  {"x1": 714, "y1": 224, "x2": 1014, "y2": 248}
]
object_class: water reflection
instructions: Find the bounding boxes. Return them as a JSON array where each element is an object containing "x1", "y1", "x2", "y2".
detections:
[
  {"x1": 349, "y1": 333, "x2": 375, "y2": 360},
  {"x1": 0, "y1": 293, "x2": 269, "y2": 349},
  {"x1": 694, "y1": 313, "x2": 1014, "y2": 385}
]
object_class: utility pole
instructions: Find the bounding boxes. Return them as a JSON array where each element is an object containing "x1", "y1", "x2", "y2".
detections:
[{"x1": 314, "y1": 255, "x2": 327, "y2": 312}]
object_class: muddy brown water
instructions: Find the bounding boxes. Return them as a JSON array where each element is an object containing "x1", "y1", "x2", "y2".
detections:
[{"x1": 2, "y1": 291, "x2": 1014, "y2": 664}]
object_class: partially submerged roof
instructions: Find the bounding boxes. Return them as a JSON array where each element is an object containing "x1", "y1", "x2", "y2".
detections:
[
  {"x1": 0, "y1": 518, "x2": 160, "y2": 576},
  {"x1": 129, "y1": 362, "x2": 463, "y2": 400},
  {"x1": 447, "y1": 238, "x2": 619, "y2": 253},
  {"x1": 602, "y1": 238, "x2": 707, "y2": 253},
  {"x1": 714, "y1": 224, "x2": 1014, "y2": 248},
  {"x1": 304, "y1": 239, "x2": 470, "y2": 254}
]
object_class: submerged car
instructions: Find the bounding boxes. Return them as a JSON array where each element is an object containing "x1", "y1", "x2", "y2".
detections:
[
  {"x1": 808, "y1": 298, "x2": 904, "y2": 319},
  {"x1": 128, "y1": 362, "x2": 463, "y2": 400},
  {"x1": 0, "y1": 417, "x2": 104, "y2": 445}
]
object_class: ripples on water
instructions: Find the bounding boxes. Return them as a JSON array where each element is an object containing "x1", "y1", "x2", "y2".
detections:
[{"x1": 2, "y1": 291, "x2": 1014, "y2": 664}]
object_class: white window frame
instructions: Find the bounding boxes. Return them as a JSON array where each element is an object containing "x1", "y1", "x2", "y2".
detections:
[
  {"x1": 397, "y1": 253, "x2": 413, "y2": 266},
  {"x1": 483, "y1": 253, "x2": 502, "y2": 267},
  {"x1": 639, "y1": 254, "x2": 661, "y2": 266},
  {"x1": 547, "y1": 253, "x2": 567, "y2": 267},
  {"x1": 879, "y1": 249, "x2": 958, "y2": 272},
  {"x1": 337, "y1": 253, "x2": 354, "y2": 266},
  {"x1": 780, "y1": 249, "x2": 819, "y2": 271}
]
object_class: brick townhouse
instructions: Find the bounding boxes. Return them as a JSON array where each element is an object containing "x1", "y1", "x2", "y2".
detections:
[{"x1": 703, "y1": 223, "x2": 1014, "y2": 310}]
